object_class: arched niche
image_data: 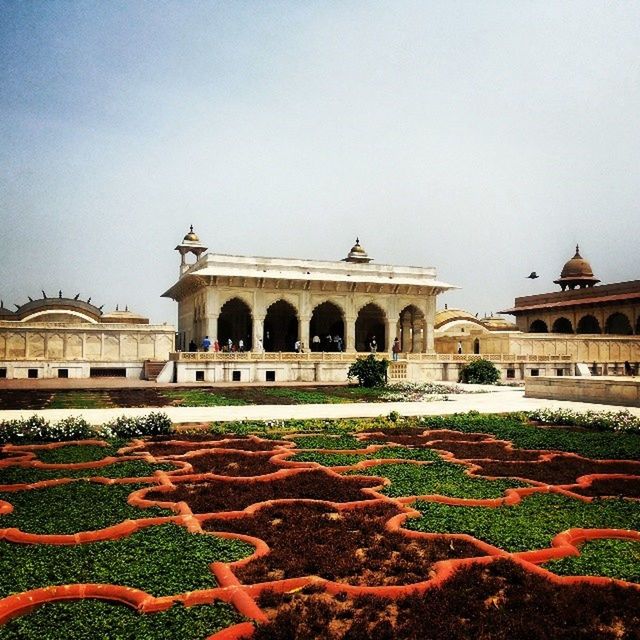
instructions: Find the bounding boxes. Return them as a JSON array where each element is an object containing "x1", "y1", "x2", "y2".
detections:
[
  {"x1": 576, "y1": 315, "x2": 601, "y2": 334},
  {"x1": 529, "y1": 319, "x2": 548, "y2": 333},
  {"x1": 310, "y1": 301, "x2": 344, "y2": 351},
  {"x1": 356, "y1": 303, "x2": 386, "y2": 352},
  {"x1": 218, "y1": 297, "x2": 253, "y2": 350},
  {"x1": 551, "y1": 317, "x2": 573, "y2": 334},
  {"x1": 605, "y1": 312, "x2": 633, "y2": 335},
  {"x1": 264, "y1": 300, "x2": 298, "y2": 352},
  {"x1": 398, "y1": 305, "x2": 425, "y2": 353}
]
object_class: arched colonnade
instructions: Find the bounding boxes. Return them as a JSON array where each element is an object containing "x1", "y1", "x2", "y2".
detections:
[
  {"x1": 528, "y1": 311, "x2": 638, "y2": 336},
  {"x1": 196, "y1": 297, "x2": 429, "y2": 353}
]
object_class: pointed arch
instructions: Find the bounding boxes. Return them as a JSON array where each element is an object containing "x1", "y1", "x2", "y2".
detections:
[
  {"x1": 529, "y1": 319, "x2": 548, "y2": 333},
  {"x1": 356, "y1": 303, "x2": 387, "y2": 352},
  {"x1": 576, "y1": 315, "x2": 601, "y2": 334},
  {"x1": 218, "y1": 297, "x2": 253, "y2": 351},
  {"x1": 605, "y1": 312, "x2": 633, "y2": 335},
  {"x1": 398, "y1": 304, "x2": 425, "y2": 353},
  {"x1": 551, "y1": 317, "x2": 573, "y2": 334},
  {"x1": 264, "y1": 299, "x2": 298, "y2": 352},
  {"x1": 310, "y1": 301, "x2": 345, "y2": 351}
]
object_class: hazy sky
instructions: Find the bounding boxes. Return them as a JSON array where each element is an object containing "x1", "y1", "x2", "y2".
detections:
[{"x1": 1, "y1": 1, "x2": 639, "y2": 325}]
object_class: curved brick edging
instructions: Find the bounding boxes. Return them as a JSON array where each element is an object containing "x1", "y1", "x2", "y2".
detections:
[{"x1": 1, "y1": 429, "x2": 639, "y2": 638}]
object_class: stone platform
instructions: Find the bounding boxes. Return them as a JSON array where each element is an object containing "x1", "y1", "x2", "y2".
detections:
[{"x1": 525, "y1": 375, "x2": 640, "y2": 407}]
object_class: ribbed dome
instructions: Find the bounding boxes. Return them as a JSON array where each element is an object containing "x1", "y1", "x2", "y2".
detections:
[
  {"x1": 183, "y1": 225, "x2": 200, "y2": 243},
  {"x1": 554, "y1": 245, "x2": 600, "y2": 290},
  {"x1": 343, "y1": 237, "x2": 372, "y2": 263},
  {"x1": 560, "y1": 245, "x2": 594, "y2": 278}
]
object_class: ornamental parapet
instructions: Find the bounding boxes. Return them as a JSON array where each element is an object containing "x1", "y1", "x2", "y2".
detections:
[{"x1": 169, "y1": 352, "x2": 573, "y2": 363}]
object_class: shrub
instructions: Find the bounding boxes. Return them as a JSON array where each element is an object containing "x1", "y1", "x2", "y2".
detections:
[
  {"x1": 0, "y1": 415, "x2": 92, "y2": 444},
  {"x1": 458, "y1": 358, "x2": 500, "y2": 384},
  {"x1": 101, "y1": 412, "x2": 172, "y2": 438},
  {"x1": 348, "y1": 355, "x2": 389, "y2": 387}
]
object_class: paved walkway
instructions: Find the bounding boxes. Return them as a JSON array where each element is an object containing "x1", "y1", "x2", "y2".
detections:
[{"x1": 1, "y1": 387, "x2": 638, "y2": 425}]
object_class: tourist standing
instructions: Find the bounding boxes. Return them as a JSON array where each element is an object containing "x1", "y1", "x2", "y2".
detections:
[
  {"x1": 392, "y1": 337, "x2": 400, "y2": 361},
  {"x1": 202, "y1": 336, "x2": 211, "y2": 352},
  {"x1": 238, "y1": 338, "x2": 245, "y2": 352},
  {"x1": 334, "y1": 335, "x2": 343, "y2": 352},
  {"x1": 370, "y1": 337, "x2": 377, "y2": 353},
  {"x1": 312, "y1": 335, "x2": 321, "y2": 352},
  {"x1": 294, "y1": 339, "x2": 301, "y2": 353},
  {"x1": 256, "y1": 338, "x2": 264, "y2": 353},
  {"x1": 457, "y1": 341, "x2": 463, "y2": 354},
  {"x1": 188, "y1": 339, "x2": 197, "y2": 352}
]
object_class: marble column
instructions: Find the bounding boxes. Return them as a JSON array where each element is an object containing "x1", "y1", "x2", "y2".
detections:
[
  {"x1": 299, "y1": 316, "x2": 310, "y2": 353},
  {"x1": 252, "y1": 315, "x2": 265, "y2": 353},
  {"x1": 345, "y1": 316, "x2": 356, "y2": 352}
]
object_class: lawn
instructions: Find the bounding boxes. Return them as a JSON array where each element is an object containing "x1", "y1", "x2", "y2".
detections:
[{"x1": 0, "y1": 411, "x2": 638, "y2": 639}]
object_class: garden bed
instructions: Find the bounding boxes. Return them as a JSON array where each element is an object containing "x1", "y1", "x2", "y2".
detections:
[
  {"x1": 0, "y1": 411, "x2": 638, "y2": 638},
  {"x1": 203, "y1": 501, "x2": 485, "y2": 586},
  {"x1": 250, "y1": 558, "x2": 640, "y2": 640},
  {"x1": 144, "y1": 469, "x2": 381, "y2": 514}
]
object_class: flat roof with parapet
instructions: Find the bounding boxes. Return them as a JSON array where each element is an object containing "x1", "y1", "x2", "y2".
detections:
[
  {"x1": 163, "y1": 252, "x2": 458, "y2": 300},
  {"x1": 501, "y1": 280, "x2": 640, "y2": 314}
]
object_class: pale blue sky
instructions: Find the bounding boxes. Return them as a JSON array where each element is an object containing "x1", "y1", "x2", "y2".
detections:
[{"x1": 1, "y1": 1, "x2": 639, "y2": 324}]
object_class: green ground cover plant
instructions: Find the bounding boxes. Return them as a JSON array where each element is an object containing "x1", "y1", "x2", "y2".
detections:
[
  {"x1": 261, "y1": 388, "x2": 348, "y2": 404},
  {"x1": 409, "y1": 493, "x2": 640, "y2": 552},
  {"x1": 544, "y1": 538, "x2": 640, "y2": 583},
  {"x1": 0, "y1": 460, "x2": 176, "y2": 485},
  {"x1": 291, "y1": 447, "x2": 442, "y2": 467},
  {"x1": 347, "y1": 460, "x2": 525, "y2": 499},
  {"x1": 0, "y1": 481, "x2": 170, "y2": 534},
  {"x1": 0, "y1": 522, "x2": 253, "y2": 598},
  {"x1": 0, "y1": 600, "x2": 243, "y2": 640},
  {"x1": 162, "y1": 389, "x2": 247, "y2": 407},
  {"x1": 34, "y1": 441, "x2": 128, "y2": 464},
  {"x1": 417, "y1": 413, "x2": 640, "y2": 460},
  {"x1": 46, "y1": 392, "x2": 112, "y2": 409},
  {"x1": 289, "y1": 434, "x2": 365, "y2": 450}
]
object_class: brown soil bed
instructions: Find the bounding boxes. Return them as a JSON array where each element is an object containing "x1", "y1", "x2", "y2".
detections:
[
  {"x1": 185, "y1": 451, "x2": 283, "y2": 476},
  {"x1": 145, "y1": 469, "x2": 380, "y2": 513},
  {"x1": 203, "y1": 501, "x2": 483, "y2": 586},
  {"x1": 430, "y1": 440, "x2": 542, "y2": 461},
  {"x1": 142, "y1": 438, "x2": 289, "y2": 458},
  {"x1": 0, "y1": 451, "x2": 25, "y2": 460},
  {"x1": 570, "y1": 477, "x2": 640, "y2": 499},
  {"x1": 250, "y1": 558, "x2": 640, "y2": 640},
  {"x1": 361, "y1": 431, "x2": 492, "y2": 446},
  {"x1": 0, "y1": 390, "x2": 54, "y2": 410},
  {"x1": 473, "y1": 457, "x2": 640, "y2": 485}
]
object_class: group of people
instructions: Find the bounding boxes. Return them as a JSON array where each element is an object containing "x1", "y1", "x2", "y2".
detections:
[
  {"x1": 311, "y1": 334, "x2": 343, "y2": 352},
  {"x1": 190, "y1": 336, "x2": 249, "y2": 353},
  {"x1": 189, "y1": 334, "x2": 405, "y2": 360}
]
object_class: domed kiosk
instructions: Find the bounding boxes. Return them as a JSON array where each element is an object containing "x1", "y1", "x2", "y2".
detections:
[{"x1": 554, "y1": 245, "x2": 600, "y2": 291}]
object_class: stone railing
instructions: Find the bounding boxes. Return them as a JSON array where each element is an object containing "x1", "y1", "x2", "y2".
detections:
[{"x1": 170, "y1": 351, "x2": 574, "y2": 363}]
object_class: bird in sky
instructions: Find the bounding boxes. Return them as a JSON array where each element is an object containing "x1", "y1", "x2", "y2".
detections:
[{"x1": 526, "y1": 272, "x2": 539, "y2": 279}]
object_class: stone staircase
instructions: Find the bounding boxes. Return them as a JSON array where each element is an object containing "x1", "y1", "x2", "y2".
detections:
[{"x1": 144, "y1": 360, "x2": 168, "y2": 381}]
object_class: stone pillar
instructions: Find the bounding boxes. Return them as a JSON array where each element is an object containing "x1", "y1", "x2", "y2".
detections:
[
  {"x1": 299, "y1": 316, "x2": 310, "y2": 353},
  {"x1": 401, "y1": 320, "x2": 412, "y2": 353},
  {"x1": 252, "y1": 315, "x2": 265, "y2": 353},
  {"x1": 345, "y1": 316, "x2": 356, "y2": 352},
  {"x1": 386, "y1": 319, "x2": 398, "y2": 355},
  {"x1": 412, "y1": 319, "x2": 424, "y2": 353},
  {"x1": 204, "y1": 314, "x2": 218, "y2": 344}
]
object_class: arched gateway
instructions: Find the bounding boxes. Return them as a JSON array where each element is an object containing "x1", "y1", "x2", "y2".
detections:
[{"x1": 163, "y1": 230, "x2": 455, "y2": 381}]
